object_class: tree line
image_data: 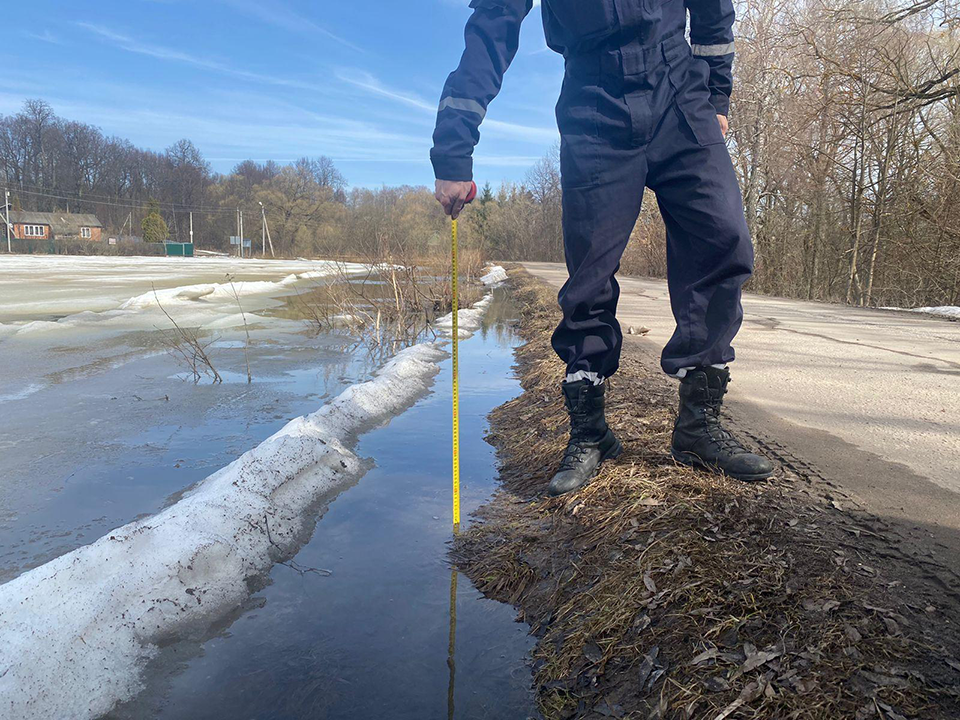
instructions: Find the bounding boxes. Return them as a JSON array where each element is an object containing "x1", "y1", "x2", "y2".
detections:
[
  {"x1": 725, "y1": 0, "x2": 959, "y2": 307},
  {"x1": 0, "y1": 97, "x2": 560, "y2": 264},
  {"x1": 470, "y1": 0, "x2": 960, "y2": 309},
  {"x1": 0, "y1": 99, "x2": 348, "y2": 256},
  {"x1": 1, "y1": 0, "x2": 957, "y2": 308}
]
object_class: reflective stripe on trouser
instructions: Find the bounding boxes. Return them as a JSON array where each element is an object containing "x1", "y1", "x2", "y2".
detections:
[{"x1": 550, "y1": 34, "x2": 754, "y2": 378}]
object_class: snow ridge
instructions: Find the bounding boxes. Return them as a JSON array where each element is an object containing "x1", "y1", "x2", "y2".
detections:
[
  {"x1": 7, "y1": 264, "x2": 371, "y2": 337},
  {"x1": 0, "y1": 292, "x2": 495, "y2": 720}
]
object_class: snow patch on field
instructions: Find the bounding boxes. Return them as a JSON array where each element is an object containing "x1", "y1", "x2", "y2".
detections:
[
  {"x1": 0, "y1": 293, "x2": 494, "y2": 720},
  {"x1": 880, "y1": 305, "x2": 960, "y2": 319},
  {"x1": 481, "y1": 265, "x2": 508, "y2": 287},
  {"x1": 0, "y1": 383, "x2": 43, "y2": 404},
  {"x1": 119, "y1": 269, "x2": 343, "y2": 311},
  {"x1": 4, "y1": 265, "x2": 370, "y2": 338},
  {"x1": 885, "y1": 305, "x2": 960, "y2": 319}
]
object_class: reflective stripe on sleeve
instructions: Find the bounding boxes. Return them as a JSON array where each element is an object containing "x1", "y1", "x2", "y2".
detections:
[
  {"x1": 691, "y1": 42, "x2": 735, "y2": 56},
  {"x1": 438, "y1": 96, "x2": 487, "y2": 119}
]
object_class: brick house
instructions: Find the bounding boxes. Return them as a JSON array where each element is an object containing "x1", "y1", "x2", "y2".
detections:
[{"x1": 8, "y1": 211, "x2": 104, "y2": 242}]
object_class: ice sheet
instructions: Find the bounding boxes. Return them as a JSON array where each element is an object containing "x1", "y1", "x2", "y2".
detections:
[
  {"x1": 0, "y1": 292, "x2": 494, "y2": 720},
  {"x1": 0, "y1": 259, "x2": 372, "y2": 338},
  {"x1": 0, "y1": 256, "x2": 371, "y2": 318}
]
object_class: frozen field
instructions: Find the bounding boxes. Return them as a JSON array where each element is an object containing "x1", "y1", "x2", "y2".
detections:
[
  {"x1": 0, "y1": 254, "x2": 371, "y2": 322},
  {"x1": 0, "y1": 255, "x2": 373, "y2": 405},
  {"x1": 0, "y1": 255, "x2": 531, "y2": 719},
  {"x1": 0, "y1": 255, "x2": 373, "y2": 518}
]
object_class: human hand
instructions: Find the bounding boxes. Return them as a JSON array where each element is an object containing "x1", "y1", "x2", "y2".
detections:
[
  {"x1": 434, "y1": 180, "x2": 476, "y2": 220},
  {"x1": 717, "y1": 114, "x2": 729, "y2": 137}
]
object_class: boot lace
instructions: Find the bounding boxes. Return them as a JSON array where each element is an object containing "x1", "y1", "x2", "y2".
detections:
[
  {"x1": 558, "y1": 409, "x2": 593, "y2": 472},
  {"x1": 703, "y1": 391, "x2": 746, "y2": 454}
]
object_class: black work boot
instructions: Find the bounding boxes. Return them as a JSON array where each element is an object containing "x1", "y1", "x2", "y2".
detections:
[
  {"x1": 548, "y1": 380, "x2": 623, "y2": 497},
  {"x1": 671, "y1": 367, "x2": 775, "y2": 481}
]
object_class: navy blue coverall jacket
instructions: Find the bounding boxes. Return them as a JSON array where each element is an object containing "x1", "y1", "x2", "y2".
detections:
[{"x1": 431, "y1": 0, "x2": 754, "y2": 380}]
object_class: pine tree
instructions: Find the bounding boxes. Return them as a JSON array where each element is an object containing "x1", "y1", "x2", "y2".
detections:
[
  {"x1": 141, "y1": 201, "x2": 169, "y2": 244},
  {"x1": 480, "y1": 181, "x2": 494, "y2": 205},
  {"x1": 473, "y1": 181, "x2": 495, "y2": 234}
]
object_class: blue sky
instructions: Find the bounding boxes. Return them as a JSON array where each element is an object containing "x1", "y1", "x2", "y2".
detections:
[{"x1": 2, "y1": 0, "x2": 563, "y2": 188}]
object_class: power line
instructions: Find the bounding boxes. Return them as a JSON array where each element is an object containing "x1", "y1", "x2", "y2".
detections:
[
  {"x1": 8, "y1": 178, "x2": 316, "y2": 215},
  {"x1": 9, "y1": 185, "x2": 359, "y2": 239},
  {"x1": 3, "y1": 178, "x2": 226, "y2": 210},
  {"x1": 10, "y1": 187, "x2": 242, "y2": 216}
]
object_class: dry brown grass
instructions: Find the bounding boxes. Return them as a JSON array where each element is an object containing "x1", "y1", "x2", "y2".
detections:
[
  {"x1": 290, "y1": 254, "x2": 485, "y2": 357},
  {"x1": 454, "y1": 268, "x2": 960, "y2": 720},
  {"x1": 152, "y1": 285, "x2": 222, "y2": 384}
]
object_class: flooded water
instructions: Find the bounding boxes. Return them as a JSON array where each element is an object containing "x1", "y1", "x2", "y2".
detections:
[
  {"x1": 0, "y1": 256, "x2": 536, "y2": 719},
  {"x1": 113, "y1": 293, "x2": 534, "y2": 719},
  {"x1": 0, "y1": 302, "x2": 376, "y2": 582}
]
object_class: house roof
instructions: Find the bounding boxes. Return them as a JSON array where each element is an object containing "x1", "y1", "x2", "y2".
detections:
[{"x1": 10, "y1": 211, "x2": 103, "y2": 234}]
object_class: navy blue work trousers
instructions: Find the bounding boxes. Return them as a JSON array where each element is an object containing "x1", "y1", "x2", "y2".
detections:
[{"x1": 550, "y1": 33, "x2": 754, "y2": 379}]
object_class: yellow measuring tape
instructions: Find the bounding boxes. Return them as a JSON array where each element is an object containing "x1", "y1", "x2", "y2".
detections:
[
  {"x1": 448, "y1": 189, "x2": 472, "y2": 713},
  {"x1": 449, "y1": 216, "x2": 464, "y2": 717},
  {"x1": 451, "y1": 217, "x2": 461, "y2": 532}
]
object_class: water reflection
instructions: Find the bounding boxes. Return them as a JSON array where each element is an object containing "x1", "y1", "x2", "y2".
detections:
[
  {"x1": 105, "y1": 288, "x2": 536, "y2": 720},
  {"x1": 448, "y1": 567, "x2": 459, "y2": 720}
]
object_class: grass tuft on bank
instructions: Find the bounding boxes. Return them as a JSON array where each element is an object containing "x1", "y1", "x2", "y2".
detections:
[{"x1": 454, "y1": 267, "x2": 960, "y2": 720}]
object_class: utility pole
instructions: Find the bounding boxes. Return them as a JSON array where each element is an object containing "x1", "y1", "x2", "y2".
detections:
[
  {"x1": 258, "y1": 201, "x2": 266, "y2": 257},
  {"x1": 3, "y1": 190, "x2": 11, "y2": 253},
  {"x1": 239, "y1": 209, "x2": 245, "y2": 259},
  {"x1": 189, "y1": 211, "x2": 194, "y2": 248},
  {"x1": 263, "y1": 210, "x2": 276, "y2": 258},
  {"x1": 236, "y1": 206, "x2": 241, "y2": 258}
]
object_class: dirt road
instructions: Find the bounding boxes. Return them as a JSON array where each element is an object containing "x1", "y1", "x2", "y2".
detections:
[{"x1": 523, "y1": 262, "x2": 960, "y2": 558}]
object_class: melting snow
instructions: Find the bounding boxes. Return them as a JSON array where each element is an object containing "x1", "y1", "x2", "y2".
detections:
[
  {"x1": 0, "y1": 293, "x2": 495, "y2": 720},
  {"x1": 893, "y1": 305, "x2": 960, "y2": 319},
  {"x1": 1, "y1": 262, "x2": 372, "y2": 339},
  {"x1": 481, "y1": 265, "x2": 508, "y2": 286}
]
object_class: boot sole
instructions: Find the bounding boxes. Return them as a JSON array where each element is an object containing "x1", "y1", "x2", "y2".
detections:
[
  {"x1": 547, "y1": 434, "x2": 624, "y2": 497},
  {"x1": 670, "y1": 449, "x2": 774, "y2": 483}
]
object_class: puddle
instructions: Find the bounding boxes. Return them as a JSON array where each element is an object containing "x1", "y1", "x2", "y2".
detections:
[{"x1": 106, "y1": 289, "x2": 536, "y2": 719}]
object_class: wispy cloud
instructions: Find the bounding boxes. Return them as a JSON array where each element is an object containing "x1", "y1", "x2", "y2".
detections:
[
  {"x1": 336, "y1": 69, "x2": 435, "y2": 112},
  {"x1": 79, "y1": 23, "x2": 222, "y2": 68},
  {"x1": 484, "y1": 117, "x2": 558, "y2": 143},
  {"x1": 24, "y1": 30, "x2": 63, "y2": 45},
  {"x1": 215, "y1": 0, "x2": 365, "y2": 54},
  {"x1": 439, "y1": 0, "x2": 540, "y2": 5},
  {"x1": 76, "y1": 23, "x2": 329, "y2": 94},
  {"x1": 336, "y1": 68, "x2": 558, "y2": 143},
  {"x1": 0, "y1": 82, "x2": 424, "y2": 163},
  {"x1": 8, "y1": 4, "x2": 556, "y2": 185}
]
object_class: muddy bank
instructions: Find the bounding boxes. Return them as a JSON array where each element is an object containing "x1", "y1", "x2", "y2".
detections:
[{"x1": 454, "y1": 268, "x2": 960, "y2": 719}]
